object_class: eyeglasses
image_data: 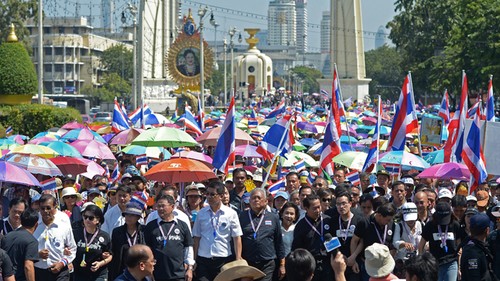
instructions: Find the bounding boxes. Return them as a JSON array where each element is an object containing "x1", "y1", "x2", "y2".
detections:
[
  {"x1": 336, "y1": 201, "x2": 349, "y2": 207},
  {"x1": 205, "y1": 192, "x2": 220, "y2": 197},
  {"x1": 141, "y1": 259, "x2": 157, "y2": 265},
  {"x1": 83, "y1": 215, "x2": 96, "y2": 221},
  {"x1": 351, "y1": 193, "x2": 360, "y2": 197},
  {"x1": 157, "y1": 204, "x2": 173, "y2": 209},
  {"x1": 322, "y1": 198, "x2": 332, "y2": 202},
  {"x1": 40, "y1": 206, "x2": 53, "y2": 211}
]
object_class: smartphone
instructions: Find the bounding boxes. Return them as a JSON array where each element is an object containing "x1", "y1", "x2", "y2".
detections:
[{"x1": 324, "y1": 237, "x2": 341, "y2": 252}]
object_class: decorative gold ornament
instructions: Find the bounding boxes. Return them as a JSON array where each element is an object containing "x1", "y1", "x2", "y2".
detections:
[
  {"x1": 7, "y1": 24, "x2": 18, "y2": 43},
  {"x1": 244, "y1": 179, "x2": 256, "y2": 193}
]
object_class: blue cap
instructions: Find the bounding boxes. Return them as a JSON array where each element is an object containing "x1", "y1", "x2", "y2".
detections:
[
  {"x1": 274, "y1": 191, "x2": 289, "y2": 200},
  {"x1": 470, "y1": 213, "x2": 491, "y2": 231},
  {"x1": 87, "y1": 188, "x2": 101, "y2": 196},
  {"x1": 242, "y1": 192, "x2": 251, "y2": 204}
]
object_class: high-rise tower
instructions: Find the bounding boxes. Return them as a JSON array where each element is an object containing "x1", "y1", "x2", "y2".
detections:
[
  {"x1": 295, "y1": 0, "x2": 307, "y2": 53},
  {"x1": 267, "y1": 0, "x2": 296, "y2": 47}
]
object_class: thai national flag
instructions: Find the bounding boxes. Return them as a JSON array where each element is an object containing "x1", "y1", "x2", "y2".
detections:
[
  {"x1": 112, "y1": 99, "x2": 131, "y2": 133},
  {"x1": 136, "y1": 154, "x2": 148, "y2": 166},
  {"x1": 486, "y1": 76, "x2": 495, "y2": 122},
  {"x1": 467, "y1": 101, "x2": 483, "y2": 119},
  {"x1": 384, "y1": 163, "x2": 400, "y2": 176},
  {"x1": 212, "y1": 96, "x2": 236, "y2": 174},
  {"x1": 387, "y1": 73, "x2": 418, "y2": 151},
  {"x1": 332, "y1": 65, "x2": 345, "y2": 137},
  {"x1": 257, "y1": 114, "x2": 294, "y2": 161},
  {"x1": 197, "y1": 93, "x2": 205, "y2": 131},
  {"x1": 461, "y1": 113, "x2": 487, "y2": 194},
  {"x1": 111, "y1": 162, "x2": 120, "y2": 183},
  {"x1": 105, "y1": 164, "x2": 111, "y2": 181},
  {"x1": 267, "y1": 177, "x2": 286, "y2": 195},
  {"x1": 362, "y1": 96, "x2": 382, "y2": 172},
  {"x1": 438, "y1": 90, "x2": 450, "y2": 124},
  {"x1": 129, "y1": 104, "x2": 152, "y2": 127},
  {"x1": 248, "y1": 108, "x2": 258, "y2": 128},
  {"x1": 346, "y1": 171, "x2": 361, "y2": 186},
  {"x1": 130, "y1": 191, "x2": 149, "y2": 209},
  {"x1": 41, "y1": 178, "x2": 57, "y2": 191},
  {"x1": 178, "y1": 105, "x2": 203, "y2": 136},
  {"x1": 121, "y1": 102, "x2": 128, "y2": 117},
  {"x1": 307, "y1": 172, "x2": 316, "y2": 186},
  {"x1": 266, "y1": 99, "x2": 286, "y2": 119},
  {"x1": 5, "y1": 126, "x2": 12, "y2": 135},
  {"x1": 447, "y1": 71, "x2": 469, "y2": 163},
  {"x1": 294, "y1": 159, "x2": 306, "y2": 172}
]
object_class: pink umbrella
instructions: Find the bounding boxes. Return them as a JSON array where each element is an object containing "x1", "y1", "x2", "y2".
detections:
[
  {"x1": 62, "y1": 121, "x2": 86, "y2": 130},
  {"x1": 109, "y1": 128, "x2": 144, "y2": 145},
  {"x1": 361, "y1": 116, "x2": 377, "y2": 125},
  {"x1": 235, "y1": 144, "x2": 263, "y2": 158},
  {"x1": 29, "y1": 136, "x2": 57, "y2": 145},
  {"x1": 0, "y1": 161, "x2": 41, "y2": 186},
  {"x1": 417, "y1": 162, "x2": 470, "y2": 181},
  {"x1": 171, "y1": 151, "x2": 213, "y2": 164},
  {"x1": 70, "y1": 140, "x2": 116, "y2": 160},
  {"x1": 80, "y1": 158, "x2": 106, "y2": 179}
]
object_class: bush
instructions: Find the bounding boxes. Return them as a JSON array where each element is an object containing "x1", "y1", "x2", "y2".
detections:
[
  {"x1": 0, "y1": 41, "x2": 37, "y2": 96},
  {"x1": 0, "y1": 104, "x2": 81, "y2": 137}
]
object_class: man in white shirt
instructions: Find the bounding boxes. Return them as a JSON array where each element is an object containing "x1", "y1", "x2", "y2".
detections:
[
  {"x1": 193, "y1": 181, "x2": 243, "y2": 281},
  {"x1": 102, "y1": 185, "x2": 132, "y2": 236},
  {"x1": 33, "y1": 194, "x2": 76, "y2": 281}
]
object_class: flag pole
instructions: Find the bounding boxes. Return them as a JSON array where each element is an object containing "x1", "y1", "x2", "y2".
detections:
[
  {"x1": 261, "y1": 116, "x2": 293, "y2": 188},
  {"x1": 408, "y1": 72, "x2": 423, "y2": 156},
  {"x1": 375, "y1": 95, "x2": 381, "y2": 170},
  {"x1": 482, "y1": 75, "x2": 493, "y2": 150}
]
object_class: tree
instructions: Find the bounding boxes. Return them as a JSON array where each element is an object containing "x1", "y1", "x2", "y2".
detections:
[
  {"x1": 101, "y1": 44, "x2": 134, "y2": 81},
  {"x1": 81, "y1": 73, "x2": 131, "y2": 104},
  {"x1": 290, "y1": 66, "x2": 323, "y2": 93},
  {"x1": 365, "y1": 45, "x2": 405, "y2": 101},
  {"x1": 205, "y1": 67, "x2": 226, "y2": 97},
  {"x1": 0, "y1": 0, "x2": 37, "y2": 45}
]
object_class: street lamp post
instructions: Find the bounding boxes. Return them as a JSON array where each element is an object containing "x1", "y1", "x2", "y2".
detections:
[
  {"x1": 228, "y1": 27, "x2": 237, "y2": 101},
  {"x1": 198, "y1": 6, "x2": 209, "y2": 114},
  {"x1": 223, "y1": 38, "x2": 227, "y2": 105},
  {"x1": 123, "y1": 3, "x2": 138, "y2": 109},
  {"x1": 210, "y1": 13, "x2": 219, "y2": 70}
]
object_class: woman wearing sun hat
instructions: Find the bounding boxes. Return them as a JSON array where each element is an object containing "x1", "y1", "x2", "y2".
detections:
[
  {"x1": 214, "y1": 259, "x2": 265, "y2": 281},
  {"x1": 61, "y1": 187, "x2": 83, "y2": 224}
]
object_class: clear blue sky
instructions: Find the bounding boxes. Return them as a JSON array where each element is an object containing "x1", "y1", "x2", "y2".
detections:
[{"x1": 181, "y1": 0, "x2": 397, "y2": 51}]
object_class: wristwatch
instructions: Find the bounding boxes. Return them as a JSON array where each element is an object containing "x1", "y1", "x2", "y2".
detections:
[{"x1": 187, "y1": 265, "x2": 194, "y2": 270}]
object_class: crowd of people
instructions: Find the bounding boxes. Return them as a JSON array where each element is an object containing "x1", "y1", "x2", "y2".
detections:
[{"x1": 0, "y1": 156, "x2": 499, "y2": 281}]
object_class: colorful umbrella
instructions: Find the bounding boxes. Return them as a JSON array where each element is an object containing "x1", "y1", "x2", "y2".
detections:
[
  {"x1": 171, "y1": 151, "x2": 213, "y2": 164},
  {"x1": 29, "y1": 136, "x2": 57, "y2": 145},
  {"x1": 197, "y1": 127, "x2": 256, "y2": 147},
  {"x1": 39, "y1": 141, "x2": 83, "y2": 158},
  {"x1": 9, "y1": 144, "x2": 59, "y2": 158},
  {"x1": 368, "y1": 126, "x2": 391, "y2": 135},
  {"x1": 423, "y1": 150, "x2": 444, "y2": 164},
  {"x1": 144, "y1": 113, "x2": 171, "y2": 126},
  {"x1": 296, "y1": 122, "x2": 318, "y2": 133},
  {"x1": 281, "y1": 151, "x2": 318, "y2": 167},
  {"x1": 61, "y1": 128, "x2": 107, "y2": 143},
  {"x1": 361, "y1": 116, "x2": 377, "y2": 125},
  {"x1": 70, "y1": 140, "x2": 116, "y2": 160},
  {"x1": 235, "y1": 144, "x2": 262, "y2": 158},
  {"x1": 417, "y1": 162, "x2": 470, "y2": 180},
  {"x1": 121, "y1": 145, "x2": 171, "y2": 159},
  {"x1": 332, "y1": 151, "x2": 368, "y2": 171},
  {"x1": 50, "y1": 157, "x2": 88, "y2": 175},
  {"x1": 377, "y1": 151, "x2": 430, "y2": 170},
  {"x1": 5, "y1": 153, "x2": 62, "y2": 176},
  {"x1": 62, "y1": 121, "x2": 86, "y2": 130},
  {"x1": 0, "y1": 161, "x2": 41, "y2": 186},
  {"x1": 299, "y1": 138, "x2": 319, "y2": 147},
  {"x1": 80, "y1": 158, "x2": 106, "y2": 179},
  {"x1": 144, "y1": 158, "x2": 217, "y2": 183},
  {"x1": 340, "y1": 135, "x2": 358, "y2": 144},
  {"x1": 132, "y1": 127, "x2": 198, "y2": 148},
  {"x1": 109, "y1": 128, "x2": 144, "y2": 145}
]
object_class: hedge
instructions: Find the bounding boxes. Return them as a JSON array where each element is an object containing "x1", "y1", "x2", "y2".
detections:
[
  {"x1": 0, "y1": 104, "x2": 81, "y2": 137},
  {"x1": 0, "y1": 41, "x2": 37, "y2": 96}
]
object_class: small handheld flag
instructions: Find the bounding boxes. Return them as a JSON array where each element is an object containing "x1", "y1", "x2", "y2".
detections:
[{"x1": 41, "y1": 178, "x2": 57, "y2": 191}]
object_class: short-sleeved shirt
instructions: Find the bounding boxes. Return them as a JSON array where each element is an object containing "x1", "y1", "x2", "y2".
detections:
[
  {"x1": 144, "y1": 218, "x2": 193, "y2": 280},
  {"x1": 1, "y1": 228, "x2": 39, "y2": 281},
  {"x1": 0, "y1": 248, "x2": 14, "y2": 280},
  {"x1": 192, "y1": 204, "x2": 242, "y2": 258},
  {"x1": 239, "y1": 209, "x2": 285, "y2": 262},
  {"x1": 354, "y1": 214, "x2": 395, "y2": 252},
  {"x1": 421, "y1": 220, "x2": 461, "y2": 265},
  {"x1": 72, "y1": 226, "x2": 111, "y2": 277},
  {"x1": 330, "y1": 212, "x2": 364, "y2": 258}
]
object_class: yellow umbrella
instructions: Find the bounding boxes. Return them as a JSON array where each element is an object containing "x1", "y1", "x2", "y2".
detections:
[
  {"x1": 9, "y1": 144, "x2": 59, "y2": 158},
  {"x1": 379, "y1": 140, "x2": 410, "y2": 152}
]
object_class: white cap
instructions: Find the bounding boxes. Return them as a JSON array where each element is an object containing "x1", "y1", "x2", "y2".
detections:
[
  {"x1": 466, "y1": 195, "x2": 477, "y2": 202},
  {"x1": 401, "y1": 202, "x2": 418, "y2": 221},
  {"x1": 401, "y1": 177, "x2": 415, "y2": 185},
  {"x1": 438, "y1": 188, "x2": 453, "y2": 199}
]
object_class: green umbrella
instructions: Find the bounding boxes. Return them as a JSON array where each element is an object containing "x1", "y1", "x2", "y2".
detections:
[
  {"x1": 293, "y1": 142, "x2": 307, "y2": 152},
  {"x1": 131, "y1": 127, "x2": 198, "y2": 148},
  {"x1": 332, "y1": 151, "x2": 368, "y2": 171},
  {"x1": 281, "y1": 151, "x2": 318, "y2": 167}
]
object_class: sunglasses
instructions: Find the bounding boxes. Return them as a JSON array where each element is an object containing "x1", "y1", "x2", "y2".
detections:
[
  {"x1": 65, "y1": 195, "x2": 77, "y2": 199},
  {"x1": 322, "y1": 198, "x2": 332, "y2": 202},
  {"x1": 83, "y1": 215, "x2": 96, "y2": 221}
]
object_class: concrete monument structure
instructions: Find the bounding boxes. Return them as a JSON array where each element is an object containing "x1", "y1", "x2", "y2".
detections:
[{"x1": 318, "y1": 0, "x2": 371, "y2": 102}]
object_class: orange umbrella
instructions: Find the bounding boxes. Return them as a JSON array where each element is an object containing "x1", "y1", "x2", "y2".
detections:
[
  {"x1": 145, "y1": 158, "x2": 217, "y2": 183},
  {"x1": 196, "y1": 127, "x2": 256, "y2": 147}
]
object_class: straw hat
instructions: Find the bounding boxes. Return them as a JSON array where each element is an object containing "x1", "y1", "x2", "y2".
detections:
[
  {"x1": 61, "y1": 187, "x2": 82, "y2": 202},
  {"x1": 214, "y1": 260, "x2": 265, "y2": 281},
  {"x1": 364, "y1": 243, "x2": 395, "y2": 278}
]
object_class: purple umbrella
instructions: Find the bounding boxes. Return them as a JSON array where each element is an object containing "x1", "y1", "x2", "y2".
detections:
[
  {"x1": 417, "y1": 163, "x2": 470, "y2": 181},
  {"x1": 297, "y1": 122, "x2": 318, "y2": 133},
  {"x1": 0, "y1": 161, "x2": 41, "y2": 186}
]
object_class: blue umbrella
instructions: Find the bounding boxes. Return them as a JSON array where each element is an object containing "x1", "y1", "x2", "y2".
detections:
[
  {"x1": 362, "y1": 110, "x2": 376, "y2": 117},
  {"x1": 423, "y1": 150, "x2": 444, "y2": 164},
  {"x1": 39, "y1": 141, "x2": 83, "y2": 158},
  {"x1": 121, "y1": 145, "x2": 171, "y2": 160},
  {"x1": 60, "y1": 129, "x2": 106, "y2": 143},
  {"x1": 340, "y1": 135, "x2": 358, "y2": 144},
  {"x1": 299, "y1": 138, "x2": 318, "y2": 147}
]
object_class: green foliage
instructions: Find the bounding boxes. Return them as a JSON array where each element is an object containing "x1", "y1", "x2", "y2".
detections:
[
  {"x1": 0, "y1": 104, "x2": 81, "y2": 137},
  {"x1": 290, "y1": 66, "x2": 323, "y2": 93},
  {"x1": 205, "y1": 67, "x2": 226, "y2": 96},
  {"x1": 101, "y1": 45, "x2": 134, "y2": 80},
  {"x1": 0, "y1": 0, "x2": 36, "y2": 45},
  {"x1": 81, "y1": 73, "x2": 131, "y2": 104},
  {"x1": 0, "y1": 41, "x2": 37, "y2": 96},
  {"x1": 365, "y1": 45, "x2": 405, "y2": 101}
]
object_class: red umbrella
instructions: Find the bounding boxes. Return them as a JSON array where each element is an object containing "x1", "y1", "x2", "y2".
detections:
[
  {"x1": 196, "y1": 127, "x2": 256, "y2": 147},
  {"x1": 109, "y1": 128, "x2": 144, "y2": 145},
  {"x1": 145, "y1": 158, "x2": 217, "y2": 183},
  {"x1": 50, "y1": 157, "x2": 88, "y2": 175}
]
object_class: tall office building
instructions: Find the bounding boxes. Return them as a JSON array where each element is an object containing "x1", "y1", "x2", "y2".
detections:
[
  {"x1": 320, "y1": 11, "x2": 330, "y2": 53},
  {"x1": 267, "y1": 0, "x2": 296, "y2": 47},
  {"x1": 295, "y1": 0, "x2": 307, "y2": 53},
  {"x1": 375, "y1": 25, "x2": 388, "y2": 49},
  {"x1": 102, "y1": 0, "x2": 115, "y2": 31}
]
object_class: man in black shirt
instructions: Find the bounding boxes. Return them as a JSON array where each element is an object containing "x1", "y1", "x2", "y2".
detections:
[
  {"x1": 239, "y1": 188, "x2": 285, "y2": 281},
  {"x1": 229, "y1": 168, "x2": 247, "y2": 210},
  {"x1": 291, "y1": 194, "x2": 333, "y2": 281},
  {"x1": 330, "y1": 192, "x2": 363, "y2": 280},
  {"x1": 144, "y1": 194, "x2": 194, "y2": 281},
  {"x1": 1, "y1": 208, "x2": 38, "y2": 281}
]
